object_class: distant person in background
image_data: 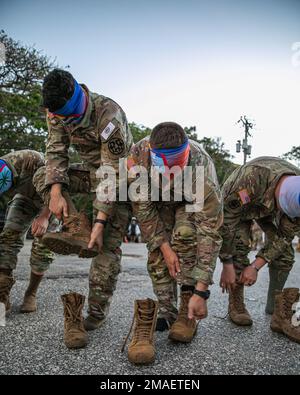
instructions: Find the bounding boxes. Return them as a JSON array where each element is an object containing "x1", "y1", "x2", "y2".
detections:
[{"x1": 127, "y1": 217, "x2": 142, "y2": 243}]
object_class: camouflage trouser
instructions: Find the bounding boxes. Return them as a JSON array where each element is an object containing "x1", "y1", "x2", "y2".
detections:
[
  {"x1": 33, "y1": 165, "x2": 131, "y2": 320},
  {"x1": 229, "y1": 218, "x2": 295, "y2": 277},
  {"x1": 0, "y1": 194, "x2": 54, "y2": 274},
  {"x1": 148, "y1": 205, "x2": 201, "y2": 324}
]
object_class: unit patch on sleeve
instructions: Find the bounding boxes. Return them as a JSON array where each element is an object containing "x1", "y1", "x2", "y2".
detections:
[{"x1": 108, "y1": 138, "x2": 125, "y2": 156}]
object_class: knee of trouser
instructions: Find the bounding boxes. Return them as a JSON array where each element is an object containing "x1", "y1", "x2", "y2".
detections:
[
  {"x1": 173, "y1": 224, "x2": 195, "y2": 244},
  {"x1": 89, "y1": 252, "x2": 121, "y2": 285},
  {"x1": 0, "y1": 228, "x2": 24, "y2": 247}
]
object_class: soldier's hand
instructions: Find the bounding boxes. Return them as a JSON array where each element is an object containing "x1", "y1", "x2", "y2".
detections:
[
  {"x1": 188, "y1": 295, "x2": 208, "y2": 320},
  {"x1": 31, "y1": 216, "x2": 49, "y2": 237},
  {"x1": 220, "y1": 264, "x2": 237, "y2": 293},
  {"x1": 239, "y1": 266, "x2": 258, "y2": 286},
  {"x1": 88, "y1": 223, "x2": 104, "y2": 252},
  {"x1": 49, "y1": 193, "x2": 68, "y2": 220},
  {"x1": 160, "y1": 243, "x2": 181, "y2": 279}
]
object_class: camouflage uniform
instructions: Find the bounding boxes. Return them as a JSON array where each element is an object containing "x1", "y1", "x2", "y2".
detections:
[
  {"x1": 35, "y1": 85, "x2": 133, "y2": 320},
  {"x1": 0, "y1": 150, "x2": 54, "y2": 274},
  {"x1": 129, "y1": 138, "x2": 223, "y2": 323},
  {"x1": 220, "y1": 157, "x2": 300, "y2": 275}
]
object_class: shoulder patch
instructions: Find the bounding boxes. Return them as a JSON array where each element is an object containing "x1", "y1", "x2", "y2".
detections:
[
  {"x1": 108, "y1": 138, "x2": 125, "y2": 156},
  {"x1": 238, "y1": 189, "x2": 251, "y2": 205},
  {"x1": 101, "y1": 121, "x2": 116, "y2": 141}
]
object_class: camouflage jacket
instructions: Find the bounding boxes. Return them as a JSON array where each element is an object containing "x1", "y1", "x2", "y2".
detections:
[
  {"x1": 220, "y1": 156, "x2": 300, "y2": 264},
  {"x1": 129, "y1": 137, "x2": 223, "y2": 284},
  {"x1": 45, "y1": 84, "x2": 133, "y2": 216},
  {"x1": 1, "y1": 150, "x2": 44, "y2": 207}
]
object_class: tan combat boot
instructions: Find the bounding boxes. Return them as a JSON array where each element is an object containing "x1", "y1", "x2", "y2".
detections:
[
  {"x1": 61, "y1": 293, "x2": 88, "y2": 349},
  {"x1": 271, "y1": 288, "x2": 300, "y2": 344},
  {"x1": 123, "y1": 299, "x2": 158, "y2": 365},
  {"x1": 228, "y1": 284, "x2": 253, "y2": 326},
  {"x1": 42, "y1": 212, "x2": 99, "y2": 258},
  {"x1": 168, "y1": 291, "x2": 197, "y2": 343},
  {"x1": 0, "y1": 271, "x2": 15, "y2": 315},
  {"x1": 20, "y1": 272, "x2": 44, "y2": 313}
]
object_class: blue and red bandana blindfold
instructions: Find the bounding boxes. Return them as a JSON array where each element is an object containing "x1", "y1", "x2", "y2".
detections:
[{"x1": 150, "y1": 139, "x2": 190, "y2": 173}]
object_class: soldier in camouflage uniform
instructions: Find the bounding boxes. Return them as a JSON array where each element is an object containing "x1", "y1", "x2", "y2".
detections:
[
  {"x1": 0, "y1": 150, "x2": 54, "y2": 315},
  {"x1": 128, "y1": 122, "x2": 223, "y2": 344},
  {"x1": 37, "y1": 69, "x2": 133, "y2": 349},
  {"x1": 219, "y1": 157, "x2": 300, "y2": 326}
]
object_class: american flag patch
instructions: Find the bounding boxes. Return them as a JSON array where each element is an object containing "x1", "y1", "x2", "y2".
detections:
[{"x1": 238, "y1": 189, "x2": 251, "y2": 205}]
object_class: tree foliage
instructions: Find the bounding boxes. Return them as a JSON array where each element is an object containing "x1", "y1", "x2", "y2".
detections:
[
  {"x1": 282, "y1": 146, "x2": 300, "y2": 164},
  {"x1": 0, "y1": 30, "x2": 55, "y2": 156}
]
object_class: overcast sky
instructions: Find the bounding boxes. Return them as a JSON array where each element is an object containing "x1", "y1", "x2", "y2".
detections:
[{"x1": 1, "y1": 0, "x2": 300, "y2": 164}]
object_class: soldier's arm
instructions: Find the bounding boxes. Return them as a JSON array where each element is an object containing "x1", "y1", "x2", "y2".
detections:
[
  {"x1": 192, "y1": 179, "x2": 223, "y2": 286},
  {"x1": 256, "y1": 216, "x2": 296, "y2": 264},
  {"x1": 45, "y1": 115, "x2": 70, "y2": 187},
  {"x1": 94, "y1": 104, "x2": 132, "y2": 218}
]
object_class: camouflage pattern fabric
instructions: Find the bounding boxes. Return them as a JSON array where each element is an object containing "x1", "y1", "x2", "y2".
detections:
[
  {"x1": 220, "y1": 156, "x2": 300, "y2": 275},
  {"x1": 129, "y1": 138, "x2": 223, "y2": 321}
]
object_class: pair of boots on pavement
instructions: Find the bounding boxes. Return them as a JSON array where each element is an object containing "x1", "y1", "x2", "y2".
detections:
[
  {"x1": 0, "y1": 270, "x2": 44, "y2": 315},
  {"x1": 229, "y1": 283, "x2": 300, "y2": 344},
  {"x1": 123, "y1": 290, "x2": 197, "y2": 365}
]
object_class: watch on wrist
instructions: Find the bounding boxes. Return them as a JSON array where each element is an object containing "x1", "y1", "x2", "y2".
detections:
[
  {"x1": 193, "y1": 290, "x2": 211, "y2": 300},
  {"x1": 94, "y1": 219, "x2": 108, "y2": 227}
]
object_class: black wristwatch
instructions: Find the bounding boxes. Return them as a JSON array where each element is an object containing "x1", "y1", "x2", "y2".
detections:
[
  {"x1": 94, "y1": 219, "x2": 108, "y2": 227},
  {"x1": 193, "y1": 290, "x2": 211, "y2": 300}
]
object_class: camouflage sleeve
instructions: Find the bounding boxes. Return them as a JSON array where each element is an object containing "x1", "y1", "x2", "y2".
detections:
[
  {"x1": 45, "y1": 114, "x2": 70, "y2": 186},
  {"x1": 93, "y1": 101, "x2": 133, "y2": 216},
  {"x1": 131, "y1": 192, "x2": 170, "y2": 253},
  {"x1": 192, "y1": 172, "x2": 223, "y2": 285},
  {"x1": 256, "y1": 216, "x2": 296, "y2": 263}
]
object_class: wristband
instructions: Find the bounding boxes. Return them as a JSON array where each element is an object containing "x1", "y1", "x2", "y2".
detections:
[
  {"x1": 94, "y1": 219, "x2": 108, "y2": 227},
  {"x1": 193, "y1": 290, "x2": 211, "y2": 300}
]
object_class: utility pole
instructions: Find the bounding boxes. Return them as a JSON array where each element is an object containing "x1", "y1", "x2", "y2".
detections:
[{"x1": 236, "y1": 116, "x2": 254, "y2": 164}]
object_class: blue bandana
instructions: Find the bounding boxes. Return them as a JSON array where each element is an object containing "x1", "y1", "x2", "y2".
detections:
[
  {"x1": 0, "y1": 159, "x2": 13, "y2": 195},
  {"x1": 53, "y1": 80, "x2": 86, "y2": 118}
]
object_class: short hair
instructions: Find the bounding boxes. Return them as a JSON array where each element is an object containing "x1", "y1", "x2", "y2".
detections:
[
  {"x1": 42, "y1": 69, "x2": 75, "y2": 112},
  {"x1": 150, "y1": 122, "x2": 187, "y2": 149}
]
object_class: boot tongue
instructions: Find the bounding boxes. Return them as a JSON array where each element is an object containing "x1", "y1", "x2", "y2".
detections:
[{"x1": 137, "y1": 299, "x2": 154, "y2": 321}]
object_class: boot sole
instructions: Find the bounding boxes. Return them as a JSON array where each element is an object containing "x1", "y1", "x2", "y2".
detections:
[
  {"x1": 20, "y1": 307, "x2": 37, "y2": 314},
  {"x1": 168, "y1": 326, "x2": 198, "y2": 343},
  {"x1": 42, "y1": 234, "x2": 99, "y2": 258},
  {"x1": 128, "y1": 355, "x2": 155, "y2": 365}
]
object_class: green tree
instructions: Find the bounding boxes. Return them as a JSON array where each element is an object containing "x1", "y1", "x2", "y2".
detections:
[
  {"x1": 129, "y1": 122, "x2": 151, "y2": 143},
  {"x1": 283, "y1": 146, "x2": 300, "y2": 166},
  {"x1": 0, "y1": 30, "x2": 56, "y2": 156},
  {"x1": 185, "y1": 127, "x2": 237, "y2": 185}
]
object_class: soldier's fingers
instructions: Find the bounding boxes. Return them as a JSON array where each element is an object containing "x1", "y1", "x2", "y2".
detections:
[
  {"x1": 63, "y1": 201, "x2": 69, "y2": 218},
  {"x1": 175, "y1": 259, "x2": 181, "y2": 274},
  {"x1": 88, "y1": 239, "x2": 95, "y2": 250}
]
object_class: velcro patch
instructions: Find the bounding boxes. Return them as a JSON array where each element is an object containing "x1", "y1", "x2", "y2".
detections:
[
  {"x1": 238, "y1": 189, "x2": 251, "y2": 205},
  {"x1": 108, "y1": 138, "x2": 125, "y2": 156},
  {"x1": 101, "y1": 121, "x2": 116, "y2": 141}
]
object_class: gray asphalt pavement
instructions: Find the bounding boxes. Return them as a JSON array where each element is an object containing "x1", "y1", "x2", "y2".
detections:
[{"x1": 0, "y1": 241, "x2": 299, "y2": 375}]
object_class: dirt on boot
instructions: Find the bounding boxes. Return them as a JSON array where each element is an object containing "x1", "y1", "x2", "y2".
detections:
[
  {"x1": 61, "y1": 293, "x2": 88, "y2": 349},
  {"x1": 229, "y1": 284, "x2": 253, "y2": 326},
  {"x1": 42, "y1": 212, "x2": 99, "y2": 258},
  {"x1": 123, "y1": 299, "x2": 158, "y2": 365},
  {"x1": 0, "y1": 272, "x2": 15, "y2": 315},
  {"x1": 271, "y1": 288, "x2": 300, "y2": 344},
  {"x1": 168, "y1": 291, "x2": 197, "y2": 343}
]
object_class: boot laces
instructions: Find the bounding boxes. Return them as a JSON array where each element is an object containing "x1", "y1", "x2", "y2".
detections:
[
  {"x1": 132, "y1": 306, "x2": 155, "y2": 342},
  {"x1": 62, "y1": 215, "x2": 82, "y2": 234},
  {"x1": 65, "y1": 302, "x2": 83, "y2": 325}
]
